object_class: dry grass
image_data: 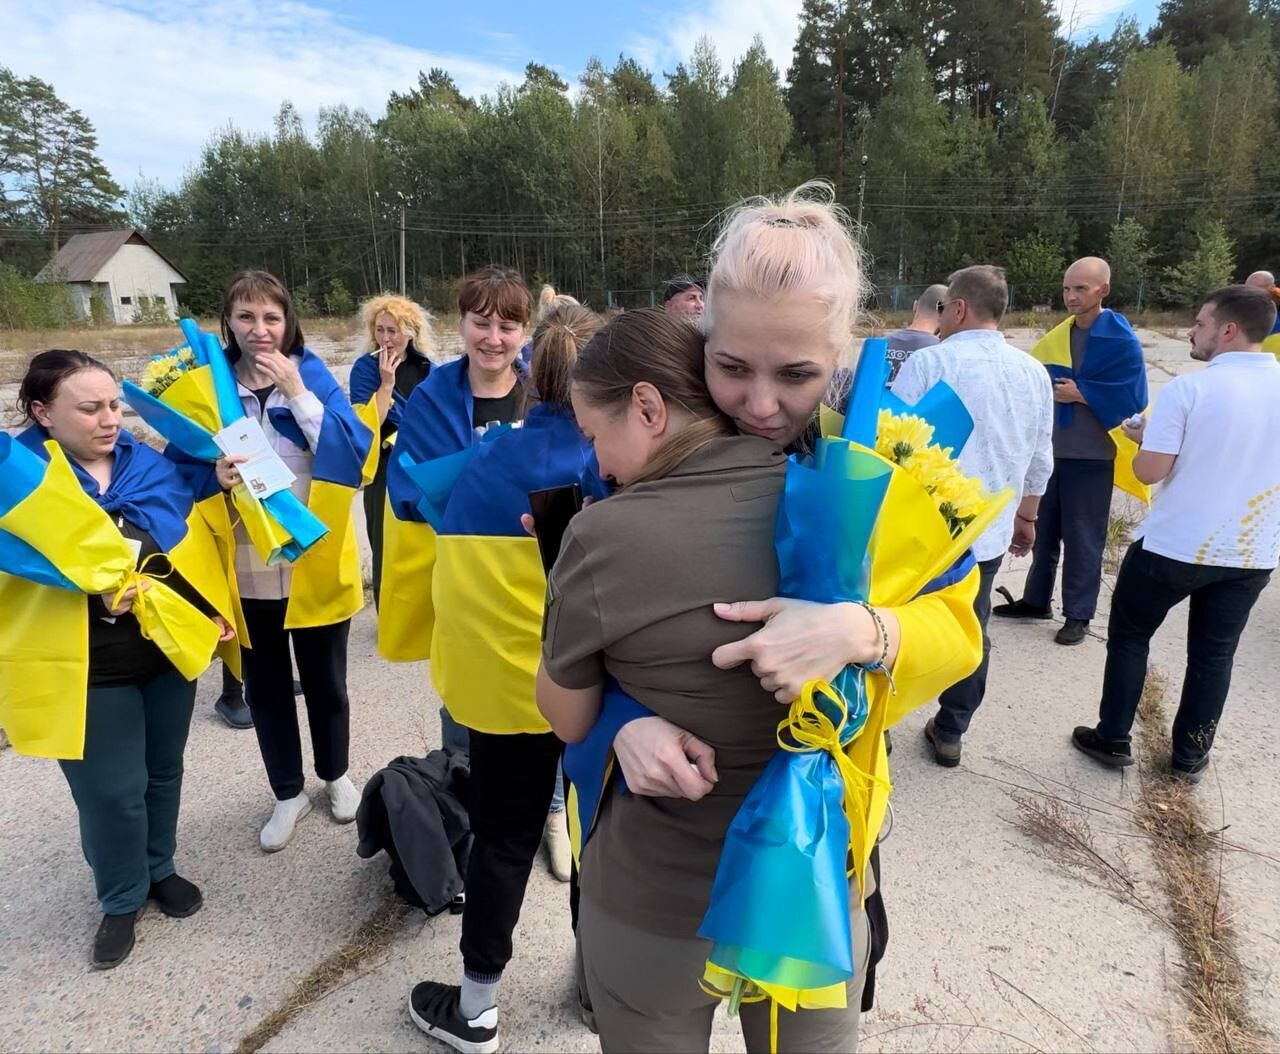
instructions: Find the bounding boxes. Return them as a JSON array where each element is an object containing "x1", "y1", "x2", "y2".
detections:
[
  {"x1": 1012, "y1": 667, "x2": 1273, "y2": 1054},
  {"x1": 235, "y1": 893, "x2": 410, "y2": 1054},
  {"x1": 1104, "y1": 508, "x2": 1143, "y2": 575},
  {"x1": 1131, "y1": 671, "x2": 1272, "y2": 1054}
]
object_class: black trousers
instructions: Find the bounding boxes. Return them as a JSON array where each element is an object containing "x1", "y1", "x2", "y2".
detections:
[
  {"x1": 363, "y1": 451, "x2": 389, "y2": 609},
  {"x1": 934, "y1": 556, "x2": 1003, "y2": 740},
  {"x1": 241, "y1": 598, "x2": 351, "y2": 800},
  {"x1": 460, "y1": 728, "x2": 564, "y2": 979},
  {"x1": 1023, "y1": 458, "x2": 1114, "y2": 621},
  {"x1": 1097, "y1": 542, "x2": 1271, "y2": 766}
]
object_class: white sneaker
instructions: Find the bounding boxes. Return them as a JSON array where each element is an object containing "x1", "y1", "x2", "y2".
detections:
[
  {"x1": 544, "y1": 810, "x2": 572, "y2": 883},
  {"x1": 260, "y1": 792, "x2": 312, "y2": 852},
  {"x1": 326, "y1": 774, "x2": 360, "y2": 824}
]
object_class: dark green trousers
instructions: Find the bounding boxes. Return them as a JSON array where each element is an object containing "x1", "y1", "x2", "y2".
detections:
[{"x1": 58, "y1": 668, "x2": 196, "y2": 915}]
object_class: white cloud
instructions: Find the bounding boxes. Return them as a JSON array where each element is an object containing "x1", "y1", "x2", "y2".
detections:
[
  {"x1": 626, "y1": 0, "x2": 805, "y2": 81},
  {"x1": 0, "y1": 0, "x2": 524, "y2": 188}
]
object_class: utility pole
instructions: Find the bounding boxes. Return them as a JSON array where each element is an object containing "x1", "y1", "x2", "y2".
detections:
[
  {"x1": 856, "y1": 154, "x2": 868, "y2": 230},
  {"x1": 397, "y1": 193, "x2": 407, "y2": 296}
]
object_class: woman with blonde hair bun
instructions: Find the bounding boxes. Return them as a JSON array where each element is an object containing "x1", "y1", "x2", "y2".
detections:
[
  {"x1": 348, "y1": 294, "x2": 436, "y2": 608},
  {"x1": 549, "y1": 182, "x2": 984, "y2": 1051}
]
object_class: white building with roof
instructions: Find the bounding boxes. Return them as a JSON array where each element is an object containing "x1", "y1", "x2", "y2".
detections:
[{"x1": 36, "y1": 229, "x2": 188, "y2": 324}]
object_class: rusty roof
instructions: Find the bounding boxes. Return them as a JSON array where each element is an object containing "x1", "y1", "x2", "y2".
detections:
[{"x1": 36, "y1": 228, "x2": 188, "y2": 284}]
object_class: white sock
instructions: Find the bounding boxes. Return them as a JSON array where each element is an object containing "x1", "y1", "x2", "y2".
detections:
[{"x1": 460, "y1": 974, "x2": 500, "y2": 1020}]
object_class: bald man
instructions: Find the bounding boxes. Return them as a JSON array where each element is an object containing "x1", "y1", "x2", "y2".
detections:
[
  {"x1": 884, "y1": 283, "x2": 947, "y2": 385},
  {"x1": 1244, "y1": 270, "x2": 1275, "y2": 290},
  {"x1": 995, "y1": 257, "x2": 1148, "y2": 645}
]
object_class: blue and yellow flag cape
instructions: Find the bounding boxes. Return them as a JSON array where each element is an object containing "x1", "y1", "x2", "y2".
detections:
[
  {"x1": 1030, "y1": 310, "x2": 1150, "y2": 502},
  {"x1": 398, "y1": 402, "x2": 606, "y2": 734},
  {"x1": 1263, "y1": 313, "x2": 1280, "y2": 360},
  {"x1": 173, "y1": 346, "x2": 373, "y2": 633},
  {"x1": 380, "y1": 357, "x2": 485, "y2": 661},
  {"x1": 0, "y1": 428, "x2": 236, "y2": 759}
]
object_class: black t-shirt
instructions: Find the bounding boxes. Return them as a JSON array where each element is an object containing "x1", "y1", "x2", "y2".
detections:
[
  {"x1": 472, "y1": 386, "x2": 522, "y2": 431},
  {"x1": 251, "y1": 385, "x2": 276, "y2": 415},
  {"x1": 88, "y1": 517, "x2": 214, "y2": 688},
  {"x1": 89, "y1": 519, "x2": 174, "y2": 687}
]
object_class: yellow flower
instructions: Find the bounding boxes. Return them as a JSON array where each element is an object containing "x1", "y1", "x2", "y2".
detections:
[
  {"x1": 141, "y1": 346, "x2": 196, "y2": 396},
  {"x1": 900, "y1": 444, "x2": 956, "y2": 493},
  {"x1": 876, "y1": 410, "x2": 935, "y2": 465}
]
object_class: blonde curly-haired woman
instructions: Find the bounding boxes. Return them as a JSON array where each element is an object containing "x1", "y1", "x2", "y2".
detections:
[{"x1": 348, "y1": 294, "x2": 436, "y2": 608}]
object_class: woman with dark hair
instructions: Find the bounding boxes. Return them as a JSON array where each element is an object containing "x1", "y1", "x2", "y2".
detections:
[
  {"x1": 195, "y1": 269, "x2": 373, "y2": 852},
  {"x1": 390, "y1": 287, "x2": 606, "y2": 1054},
  {"x1": 2, "y1": 350, "x2": 234, "y2": 969}
]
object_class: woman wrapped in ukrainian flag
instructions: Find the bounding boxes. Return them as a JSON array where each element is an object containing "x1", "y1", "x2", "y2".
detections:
[
  {"x1": 172, "y1": 270, "x2": 373, "y2": 854},
  {"x1": 535, "y1": 182, "x2": 985, "y2": 1054},
  {"x1": 385, "y1": 277, "x2": 609, "y2": 1054},
  {"x1": 0, "y1": 350, "x2": 236, "y2": 971}
]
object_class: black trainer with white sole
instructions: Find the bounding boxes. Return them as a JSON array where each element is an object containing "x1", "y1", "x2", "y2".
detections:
[{"x1": 409, "y1": 981, "x2": 498, "y2": 1054}]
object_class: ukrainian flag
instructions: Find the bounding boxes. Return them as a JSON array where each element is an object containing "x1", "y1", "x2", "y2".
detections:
[
  {"x1": 380, "y1": 357, "x2": 482, "y2": 662},
  {"x1": 399, "y1": 402, "x2": 606, "y2": 734},
  {"x1": 1264, "y1": 314, "x2": 1280, "y2": 360},
  {"x1": 1029, "y1": 310, "x2": 1150, "y2": 502},
  {"x1": 0, "y1": 429, "x2": 236, "y2": 759}
]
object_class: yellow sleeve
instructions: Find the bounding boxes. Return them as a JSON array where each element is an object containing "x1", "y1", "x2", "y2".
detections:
[{"x1": 879, "y1": 565, "x2": 982, "y2": 729}]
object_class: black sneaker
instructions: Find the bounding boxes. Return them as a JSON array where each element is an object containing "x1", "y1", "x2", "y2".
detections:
[
  {"x1": 409, "y1": 981, "x2": 498, "y2": 1054},
  {"x1": 992, "y1": 592, "x2": 1052, "y2": 620},
  {"x1": 1171, "y1": 754, "x2": 1210, "y2": 784},
  {"x1": 1056, "y1": 619, "x2": 1090, "y2": 646},
  {"x1": 214, "y1": 691, "x2": 253, "y2": 729},
  {"x1": 1071, "y1": 726, "x2": 1133, "y2": 768},
  {"x1": 149, "y1": 873, "x2": 203, "y2": 918},
  {"x1": 93, "y1": 911, "x2": 137, "y2": 970}
]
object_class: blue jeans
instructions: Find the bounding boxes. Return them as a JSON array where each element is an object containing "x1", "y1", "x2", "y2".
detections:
[
  {"x1": 441, "y1": 707, "x2": 565, "y2": 813},
  {"x1": 1098, "y1": 542, "x2": 1271, "y2": 766}
]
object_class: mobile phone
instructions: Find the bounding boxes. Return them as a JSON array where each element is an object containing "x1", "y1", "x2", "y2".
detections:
[{"x1": 528, "y1": 484, "x2": 583, "y2": 574}]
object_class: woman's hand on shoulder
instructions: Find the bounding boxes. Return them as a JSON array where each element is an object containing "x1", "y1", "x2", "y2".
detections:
[
  {"x1": 613, "y1": 716, "x2": 718, "y2": 801},
  {"x1": 711, "y1": 597, "x2": 880, "y2": 703}
]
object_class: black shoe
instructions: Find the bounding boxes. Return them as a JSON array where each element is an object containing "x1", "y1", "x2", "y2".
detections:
[
  {"x1": 1171, "y1": 754, "x2": 1210, "y2": 784},
  {"x1": 292, "y1": 679, "x2": 303, "y2": 696},
  {"x1": 214, "y1": 691, "x2": 253, "y2": 729},
  {"x1": 924, "y1": 717, "x2": 962, "y2": 768},
  {"x1": 992, "y1": 590, "x2": 1052, "y2": 620},
  {"x1": 1056, "y1": 619, "x2": 1090, "y2": 646},
  {"x1": 1071, "y1": 726, "x2": 1133, "y2": 768},
  {"x1": 93, "y1": 911, "x2": 137, "y2": 970},
  {"x1": 149, "y1": 873, "x2": 203, "y2": 918},
  {"x1": 409, "y1": 981, "x2": 499, "y2": 1054}
]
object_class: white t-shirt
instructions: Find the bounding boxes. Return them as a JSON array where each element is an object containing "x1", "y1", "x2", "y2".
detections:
[{"x1": 1136, "y1": 351, "x2": 1280, "y2": 569}]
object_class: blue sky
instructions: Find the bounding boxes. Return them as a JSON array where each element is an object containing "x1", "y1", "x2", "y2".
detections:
[{"x1": 1, "y1": 0, "x2": 1159, "y2": 190}]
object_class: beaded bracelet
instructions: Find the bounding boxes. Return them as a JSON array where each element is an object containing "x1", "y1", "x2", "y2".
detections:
[{"x1": 852, "y1": 600, "x2": 897, "y2": 695}]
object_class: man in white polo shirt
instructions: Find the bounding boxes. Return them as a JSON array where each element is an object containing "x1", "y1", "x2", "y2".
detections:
[{"x1": 1072, "y1": 286, "x2": 1280, "y2": 781}]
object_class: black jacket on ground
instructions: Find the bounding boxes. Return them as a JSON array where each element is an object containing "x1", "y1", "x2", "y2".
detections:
[{"x1": 356, "y1": 750, "x2": 471, "y2": 915}]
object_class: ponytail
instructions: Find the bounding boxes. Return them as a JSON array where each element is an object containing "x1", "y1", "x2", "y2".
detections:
[{"x1": 530, "y1": 303, "x2": 601, "y2": 408}]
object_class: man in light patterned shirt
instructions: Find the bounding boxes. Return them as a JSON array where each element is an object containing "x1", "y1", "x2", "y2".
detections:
[{"x1": 893, "y1": 265, "x2": 1055, "y2": 767}]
